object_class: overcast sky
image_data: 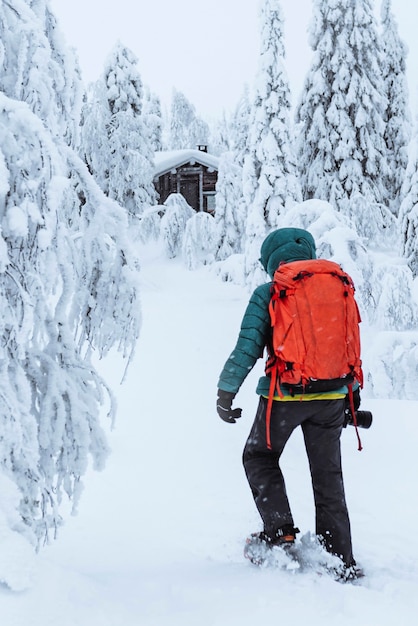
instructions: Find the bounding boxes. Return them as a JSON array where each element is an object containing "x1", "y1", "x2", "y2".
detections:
[{"x1": 49, "y1": 0, "x2": 418, "y2": 120}]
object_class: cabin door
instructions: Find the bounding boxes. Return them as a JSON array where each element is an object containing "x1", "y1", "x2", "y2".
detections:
[{"x1": 180, "y1": 176, "x2": 200, "y2": 211}]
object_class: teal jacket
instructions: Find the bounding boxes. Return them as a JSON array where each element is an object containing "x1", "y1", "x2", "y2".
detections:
[
  {"x1": 217, "y1": 227, "x2": 355, "y2": 398},
  {"x1": 217, "y1": 282, "x2": 272, "y2": 396}
]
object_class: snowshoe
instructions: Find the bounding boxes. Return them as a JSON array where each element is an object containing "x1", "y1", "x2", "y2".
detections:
[
  {"x1": 244, "y1": 528, "x2": 300, "y2": 569},
  {"x1": 244, "y1": 529, "x2": 365, "y2": 583},
  {"x1": 330, "y1": 562, "x2": 365, "y2": 584},
  {"x1": 294, "y1": 533, "x2": 365, "y2": 583}
]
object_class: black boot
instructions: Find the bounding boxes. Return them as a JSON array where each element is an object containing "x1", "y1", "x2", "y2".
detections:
[{"x1": 244, "y1": 525, "x2": 300, "y2": 566}]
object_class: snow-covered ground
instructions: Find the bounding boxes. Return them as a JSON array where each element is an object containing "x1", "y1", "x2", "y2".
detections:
[{"x1": 2, "y1": 248, "x2": 418, "y2": 625}]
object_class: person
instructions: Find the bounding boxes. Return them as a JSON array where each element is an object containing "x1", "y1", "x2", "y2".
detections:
[{"x1": 216, "y1": 227, "x2": 362, "y2": 580}]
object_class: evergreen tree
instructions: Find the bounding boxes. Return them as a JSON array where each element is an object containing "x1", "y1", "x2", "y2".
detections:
[
  {"x1": 399, "y1": 137, "x2": 418, "y2": 278},
  {"x1": 143, "y1": 87, "x2": 163, "y2": 152},
  {"x1": 79, "y1": 79, "x2": 109, "y2": 184},
  {"x1": 0, "y1": 0, "x2": 83, "y2": 147},
  {"x1": 182, "y1": 212, "x2": 217, "y2": 270},
  {"x1": 215, "y1": 151, "x2": 246, "y2": 260},
  {"x1": 381, "y1": 0, "x2": 411, "y2": 215},
  {"x1": 296, "y1": 0, "x2": 389, "y2": 235},
  {"x1": 230, "y1": 84, "x2": 252, "y2": 164},
  {"x1": 210, "y1": 110, "x2": 233, "y2": 156},
  {"x1": 160, "y1": 194, "x2": 194, "y2": 258},
  {"x1": 214, "y1": 88, "x2": 252, "y2": 262},
  {"x1": 243, "y1": 0, "x2": 301, "y2": 288},
  {"x1": 80, "y1": 42, "x2": 156, "y2": 218},
  {"x1": 169, "y1": 89, "x2": 210, "y2": 150},
  {"x1": 0, "y1": 1, "x2": 141, "y2": 544}
]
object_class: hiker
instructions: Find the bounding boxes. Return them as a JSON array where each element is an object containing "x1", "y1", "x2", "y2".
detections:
[{"x1": 216, "y1": 227, "x2": 362, "y2": 579}]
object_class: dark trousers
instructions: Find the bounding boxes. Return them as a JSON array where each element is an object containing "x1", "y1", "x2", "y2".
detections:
[{"x1": 243, "y1": 396, "x2": 354, "y2": 566}]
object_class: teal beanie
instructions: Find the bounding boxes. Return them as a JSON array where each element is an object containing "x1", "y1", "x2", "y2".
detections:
[{"x1": 260, "y1": 228, "x2": 316, "y2": 278}]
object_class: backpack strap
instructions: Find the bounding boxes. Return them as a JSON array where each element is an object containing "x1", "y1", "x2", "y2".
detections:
[
  {"x1": 265, "y1": 359, "x2": 285, "y2": 450},
  {"x1": 348, "y1": 383, "x2": 363, "y2": 452},
  {"x1": 266, "y1": 366, "x2": 276, "y2": 450}
]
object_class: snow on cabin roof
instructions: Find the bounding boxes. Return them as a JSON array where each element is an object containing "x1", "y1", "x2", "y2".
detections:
[{"x1": 153, "y1": 149, "x2": 219, "y2": 178}]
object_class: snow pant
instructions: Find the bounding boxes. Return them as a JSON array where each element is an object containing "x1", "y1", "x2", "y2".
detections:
[{"x1": 243, "y1": 396, "x2": 355, "y2": 567}]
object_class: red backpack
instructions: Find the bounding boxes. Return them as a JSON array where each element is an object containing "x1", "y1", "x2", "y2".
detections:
[{"x1": 265, "y1": 258, "x2": 363, "y2": 448}]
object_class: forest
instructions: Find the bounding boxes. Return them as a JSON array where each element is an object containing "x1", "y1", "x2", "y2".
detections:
[{"x1": 0, "y1": 0, "x2": 417, "y2": 548}]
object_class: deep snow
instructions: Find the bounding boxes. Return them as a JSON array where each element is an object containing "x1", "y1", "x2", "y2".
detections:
[{"x1": 2, "y1": 247, "x2": 418, "y2": 625}]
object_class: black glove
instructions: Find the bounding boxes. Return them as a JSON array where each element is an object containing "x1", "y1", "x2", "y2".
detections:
[{"x1": 217, "y1": 389, "x2": 242, "y2": 424}]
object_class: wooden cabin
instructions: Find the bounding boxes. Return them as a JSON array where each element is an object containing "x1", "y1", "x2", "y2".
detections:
[{"x1": 153, "y1": 146, "x2": 219, "y2": 214}]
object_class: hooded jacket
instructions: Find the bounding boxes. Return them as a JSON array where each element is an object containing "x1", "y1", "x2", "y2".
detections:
[{"x1": 217, "y1": 228, "x2": 349, "y2": 399}]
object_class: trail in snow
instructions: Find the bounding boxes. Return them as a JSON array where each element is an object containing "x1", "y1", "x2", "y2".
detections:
[{"x1": 2, "y1": 253, "x2": 418, "y2": 625}]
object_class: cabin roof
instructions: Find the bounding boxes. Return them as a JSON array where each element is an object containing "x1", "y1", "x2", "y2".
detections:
[{"x1": 154, "y1": 149, "x2": 219, "y2": 178}]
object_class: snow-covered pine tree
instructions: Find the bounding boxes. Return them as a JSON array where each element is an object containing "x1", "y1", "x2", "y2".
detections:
[
  {"x1": 214, "y1": 87, "x2": 252, "y2": 262},
  {"x1": 182, "y1": 212, "x2": 218, "y2": 270},
  {"x1": 296, "y1": 0, "x2": 390, "y2": 238},
  {"x1": 243, "y1": 0, "x2": 301, "y2": 289},
  {"x1": 0, "y1": 0, "x2": 83, "y2": 148},
  {"x1": 168, "y1": 88, "x2": 210, "y2": 150},
  {"x1": 143, "y1": 87, "x2": 164, "y2": 152},
  {"x1": 80, "y1": 42, "x2": 157, "y2": 219},
  {"x1": 380, "y1": 0, "x2": 411, "y2": 215},
  {"x1": 214, "y1": 151, "x2": 246, "y2": 260},
  {"x1": 209, "y1": 110, "x2": 233, "y2": 156},
  {"x1": 399, "y1": 137, "x2": 418, "y2": 278},
  {"x1": 79, "y1": 79, "x2": 109, "y2": 185},
  {"x1": 160, "y1": 194, "x2": 195, "y2": 259},
  {"x1": 230, "y1": 85, "x2": 252, "y2": 164},
  {"x1": 0, "y1": 1, "x2": 141, "y2": 545}
]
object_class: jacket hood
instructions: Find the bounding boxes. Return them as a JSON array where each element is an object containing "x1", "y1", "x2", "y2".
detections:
[{"x1": 260, "y1": 228, "x2": 317, "y2": 278}]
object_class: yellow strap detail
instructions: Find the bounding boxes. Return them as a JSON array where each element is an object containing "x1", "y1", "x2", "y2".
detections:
[{"x1": 264, "y1": 392, "x2": 346, "y2": 402}]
